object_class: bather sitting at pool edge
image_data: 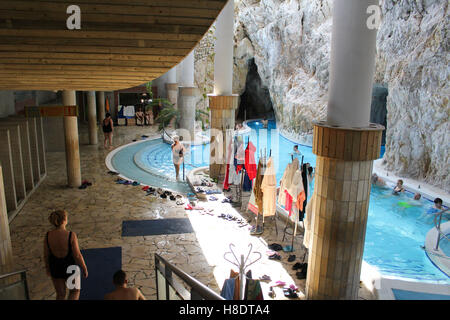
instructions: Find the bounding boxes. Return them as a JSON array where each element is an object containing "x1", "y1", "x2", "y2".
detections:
[{"x1": 371, "y1": 173, "x2": 386, "y2": 187}]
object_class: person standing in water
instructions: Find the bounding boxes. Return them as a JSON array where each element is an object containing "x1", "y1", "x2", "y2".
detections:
[
  {"x1": 171, "y1": 135, "x2": 186, "y2": 181},
  {"x1": 102, "y1": 112, "x2": 114, "y2": 150}
]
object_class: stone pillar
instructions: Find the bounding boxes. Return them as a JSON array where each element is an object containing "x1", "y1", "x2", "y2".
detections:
[
  {"x1": 62, "y1": 90, "x2": 81, "y2": 188},
  {"x1": 305, "y1": 0, "x2": 381, "y2": 300},
  {"x1": 214, "y1": 0, "x2": 234, "y2": 96},
  {"x1": 178, "y1": 87, "x2": 198, "y2": 141},
  {"x1": 307, "y1": 122, "x2": 383, "y2": 299},
  {"x1": 87, "y1": 91, "x2": 98, "y2": 145},
  {"x1": 97, "y1": 91, "x2": 105, "y2": 123},
  {"x1": 208, "y1": 95, "x2": 239, "y2": 180},
  {"x1": 0, "y1": 164, "x2": 13, "y2": 267},
  {"x1": 208, "y1": 0, "x2": 237, "y2": 181},
  {"x1": 178, "y1": 51, "x2": 197, "y2": 141},
  {"x1": 327, "y1": 0, "x2": 378, "y2": 128},
  {"x1": 166, "y1": 83, "x2": 178, "y2": 108}
]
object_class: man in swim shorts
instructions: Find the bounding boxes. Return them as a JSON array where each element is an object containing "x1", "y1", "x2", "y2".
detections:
[{"x1": 104, "y1": 270, "x2": 146, "y2": 300}]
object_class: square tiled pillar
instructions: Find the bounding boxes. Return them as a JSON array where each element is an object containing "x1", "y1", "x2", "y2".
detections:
[
  {"x1": 306, "y1": 121, "x2": 384, "y2": 300},
  {"x1": 0, "y1": 120, "x2": 34, "y2": 192},
  {"x1": 208, "y1": 94, "x2": 239, "y2": 181},
  {"x1": 0, "y1": 130, "x2": 17, "y2": 213},
  {"x1": 0, "y1": 125, "x2": 26, "y2": 202}
]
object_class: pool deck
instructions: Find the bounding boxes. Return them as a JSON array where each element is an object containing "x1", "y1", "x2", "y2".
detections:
[{"x1": 8, "y1": 122, "x2": 448, "y2": 300}]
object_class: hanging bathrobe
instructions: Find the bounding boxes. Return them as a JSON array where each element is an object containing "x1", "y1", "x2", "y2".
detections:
[
  {"x1": 277, "y1": 163, "x2": 291, "y2": 206},
  {"x1": 253, "y1": 158, "x2": 265, "y2": 214},
  {"x1": 278, "y1": 158, "x2": 299, "y2": 208},
  {"x1": 244, "y1": 142, "x2": 257, "y2": 180},
  {"x1": 261, "y1": 157, "x2": 276, "y2": 217},
  {"x1": 243, "y1": 171, "x2": 253, "y2": 192},
  {"x1": 248, "y1": 158, "x2": 264, "y2": 215}
]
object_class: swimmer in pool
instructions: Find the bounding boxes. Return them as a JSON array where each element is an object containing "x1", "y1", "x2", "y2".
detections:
[
  {"x1": 392, "y1": 179, "x2": 405, "y2": 195},
  {"x1": 418, "y1": 198, "x2": 449, "y2": 223}
]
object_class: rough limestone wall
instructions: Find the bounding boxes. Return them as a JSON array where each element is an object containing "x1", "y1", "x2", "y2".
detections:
[
  {"x1": 375, "y1": 0, "x2": 449, "y2": 190},
  {"x1": 234, "y1": 0, "x2": 332, "y2": 142},
  {"x1": 233, "y1": 0, "x2": 449, "y2": 190}
]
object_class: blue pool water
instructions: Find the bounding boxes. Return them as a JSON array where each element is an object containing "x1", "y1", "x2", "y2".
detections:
[{"x1": 112, "y1": 120, "x2": 449, "y2": 283}]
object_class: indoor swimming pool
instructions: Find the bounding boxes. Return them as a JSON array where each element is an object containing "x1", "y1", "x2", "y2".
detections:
[{"x1": 110, "y1": 120, "x2": 449, "y2": 283}]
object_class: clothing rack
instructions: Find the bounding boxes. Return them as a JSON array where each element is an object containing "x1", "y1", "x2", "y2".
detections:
[
  {"x1": 223, "y1": 243, "x2": 262, "y2": 300},
  {"x1": 281, "y1": 155, "x2": 304, "y2": 250}
]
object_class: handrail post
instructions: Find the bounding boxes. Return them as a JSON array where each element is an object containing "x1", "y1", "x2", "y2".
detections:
[{"x1": 434, "y1": 213, "x2": 443, "y2": 251}]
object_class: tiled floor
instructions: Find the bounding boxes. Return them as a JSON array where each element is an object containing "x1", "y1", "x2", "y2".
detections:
[{"x1": 8, "y1": 122, "x2": 374, "y2": 300}]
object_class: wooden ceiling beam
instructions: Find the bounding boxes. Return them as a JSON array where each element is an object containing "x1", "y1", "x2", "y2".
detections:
[
  {"x1": 0, "y1": 1, "x2": 221, "y2": 19},
  {"x1": 0, "y1": 53, "x2": 182, "y2": 63},
  {"x1": 30, "y1": 0, "x2": 226, "y2": 10},
  {"x1": 0, "y1": 36, "x2": 197, "y2": 49},
  {"x1": 0, "y1": 44, "x2": 189, "y2": 56},
  {"x1": 0, "y1": 29, "x2": 202, "y2": 42},
  {"x1": 0, "y1": 12, "x2": 214, "y2": 29}
]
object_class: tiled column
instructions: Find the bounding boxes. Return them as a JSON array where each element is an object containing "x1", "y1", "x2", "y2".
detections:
[
  {"x1": 0, "y1": 164, "x2": 13, "y2": 267},
  {"x1": 0, "y1": 120, "x2": 34, "y2": 192},
  {"x1": 96, "y1": 91, "x2": 105, "y2": 123},
  {"x1": 0, "y1": 125, "x2": 26, "y2": 202},
  {"x1": 0, "y1": 130, "x2": 17, "y2": 213},
  {"x1": 306, "y1": 122, "x2": 383, "y2": 300},
  {"x1": 87, "y1": 91, "x2": 98, "y2": 145},
  {"x1": 208, "y1": 95, "x2": 239, "y2": 180}
]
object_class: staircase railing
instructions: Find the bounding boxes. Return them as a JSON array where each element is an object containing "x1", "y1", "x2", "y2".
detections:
[
  {"x1": 154, "y1": 253, "x2": 224, "y2": 300},
  {"x1": 0, "y1": 269, "x2": 30, "y2": 300}
]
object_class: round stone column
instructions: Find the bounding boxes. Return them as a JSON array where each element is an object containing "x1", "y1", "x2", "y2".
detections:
[
  {"x1": 87, "y1": 91, "x2": 98, "y2": 145},
  {"x1": 208, "y1": 94, "x2": 239, "y2": 180},
  {"x1": 327, "y1": 0, "x2": 378, "y2": 127},
  {"x1": 0, "y1": 164, "x2": 13, "y2": 268},
  {"x1": 305, "y1": 122, "x2": 383, "y2": 300},
  {"x1": 62, "y1": 90, "x2": 81, "y2": 188},
  {"x1": 96, "y1": 91, "x2": 105, "y2": 122},
  {"x1": 166, "y1": 83, "x2": 178, "y2": 109}
]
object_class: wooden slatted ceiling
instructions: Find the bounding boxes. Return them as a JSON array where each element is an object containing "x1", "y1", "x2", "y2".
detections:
[{"x1": 0, "y1": 0, "x2": 226, "y2": 91}]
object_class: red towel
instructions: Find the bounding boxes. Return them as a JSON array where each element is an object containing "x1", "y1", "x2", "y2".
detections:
[
  {"x1": 245, "y1": 142, "x2": 257, "y2": 180},
  {"x1": 223, "y1": 164, "x2": 230, "y2": 190},
  {"x1": 284, "y1": 190, "x2": 293, "y2": 216}
]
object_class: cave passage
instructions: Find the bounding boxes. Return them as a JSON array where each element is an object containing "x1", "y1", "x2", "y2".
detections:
[
  {"x1": 370, "y1": 83, "x2": 388, "y2": 146},
  {"x1": 237, "y1": 58, "x2": 274, "y2": 122}
]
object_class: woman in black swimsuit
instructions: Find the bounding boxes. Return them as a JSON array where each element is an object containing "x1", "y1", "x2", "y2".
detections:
[
  {"x1": 43, "y1": 210, "x2": 88, "y2": 300},
  {"x1": 102, "y1": 112, "x2": 114, "y2": 150}
]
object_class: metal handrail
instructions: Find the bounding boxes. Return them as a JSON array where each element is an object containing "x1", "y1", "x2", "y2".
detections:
[
  {"x1": 0, "y1": 269, "x2": 30, "y2": 300},
  {"x1": 154, "y1": 253, "x2": 224, "y2": 300}
]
